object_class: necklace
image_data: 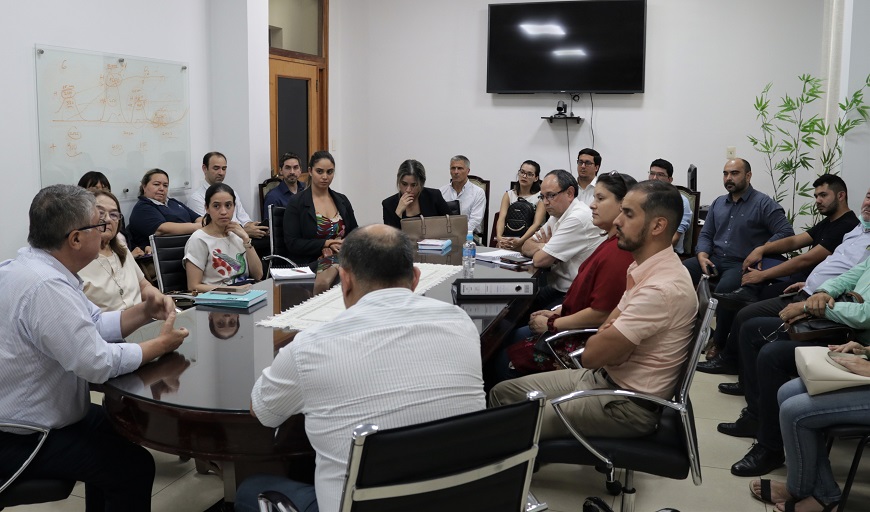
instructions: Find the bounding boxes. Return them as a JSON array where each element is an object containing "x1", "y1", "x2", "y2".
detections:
[{"x1": 97, "y1": 251, "x2": 125, "y2": 298}]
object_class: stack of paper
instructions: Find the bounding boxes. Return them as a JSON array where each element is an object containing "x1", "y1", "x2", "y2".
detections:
[
  {"x1": 195, "y1": 289, "x2": 267, "y2": 308},
  {"x1": 271, "y1": 267, "x2": 316, "y2": 280},
  {"x1": 475, "y1": 249, "x2": 522, "y2": 263},
  {"x1": 418, "y1": 239, "x2": 452, "y2": 253}
]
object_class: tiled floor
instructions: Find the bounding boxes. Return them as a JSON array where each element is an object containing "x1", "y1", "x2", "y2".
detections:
[{"x1": 11, "y1": 371, "x2": 870, "y2": 511}]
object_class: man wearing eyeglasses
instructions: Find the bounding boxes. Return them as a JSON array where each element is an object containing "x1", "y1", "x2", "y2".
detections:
[
  {"x1": 575, "y1": 148, "x2": 601, "y2": 206},
  {"x1": 647, "y1": 158, "x2": 693, "y2": 254},
  {"x1": 263, "y1": 152, "x2": 307, "y2": 222},
  {"x1": 521, "y1": 169, "x2": 603, "y2": 309},
  {"x1": 0, "y1": 185, "x2": 189, "y2": 511}
]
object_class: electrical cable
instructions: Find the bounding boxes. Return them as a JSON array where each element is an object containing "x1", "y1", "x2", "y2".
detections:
[{"x1": 589, "y1": 93, "x2": 595, "y2": 148}]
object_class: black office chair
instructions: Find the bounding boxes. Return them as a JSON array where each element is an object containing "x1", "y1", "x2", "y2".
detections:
[
  {"x1": 535, "y1": 276, "x2": 717, "y2": 512},
  {"x1": 675, "y1": 185, "x2": 701, "y2": 258},
  {"x1": 824, "y1": 424, "x2": 870, "y2": 512},
  {"x1": 150, "y1": 234, "x2": 192, "y2": 293},
  {"x1": 262, "y1": 205, "x2": 299, "y2": 274},
  {"x1": 0, "y1": 421, "x2": 75, "y2": 509},
  {"x1": 258, "y1": 391, "x2": 548, "y2": 512}
]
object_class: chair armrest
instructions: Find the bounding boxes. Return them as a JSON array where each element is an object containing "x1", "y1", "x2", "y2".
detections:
[
  {"x1": 257, "y1": 490, "x2": 300, "y2": 512},
  {"x1": 543, "y1": 329, "x2": 598, "y2": 369},
  {"x1": 263, "y1": 255, "x2": 299, "y2": 268},
  {"x1": 546, "y1": 388, "x2": 682, "y2": 469},
  {"x1": 0, "y1": 421, "x2": 51, "y2": 494}
]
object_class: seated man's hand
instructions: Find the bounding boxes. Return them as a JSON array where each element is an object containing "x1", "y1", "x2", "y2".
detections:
[
  {"x1": 697, "y1": 254, "x2": 715, "y2": 275},
  {"x1": 742, "y1": 246, "x2": 764, "y2": 271},
  {"x1": 143, "y1": 287, "x2": 175, "y2": 320},
  {"x1": 741, "y1": 267, "x2": 767, "y2": 286},
  {"x1": 779, "y1": 302, "x2": 808, "y2": 324},
  {"x1": 158, "y1": 310, "x2": 189, "y2": 353},
  {"x1": 829, "y1": 341, "x2": 865, "y2": 353},
  {"x1": 131, "y1": 246, "x2": 145, "y2": 258},
  {"x1": 784, "y1": 281, "x2": 806, "y2": 294},
  {"x1": 805, "y1": 292, "x2": 834, "y2": 316},
  {"x1": 244, "y1": 222, "x2": 269, "y2": 239},
  {"x1": 528, "y1": 315, "x2": 549, "y2": 334}
]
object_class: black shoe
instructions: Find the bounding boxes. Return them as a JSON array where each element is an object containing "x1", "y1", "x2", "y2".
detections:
[
  {"x1": 714, "y1": 287, "x2": 759, "y2": 310},
  {"x1": 730, "y1": 443, "x2": 785, "y2": 477},
  {"x1": 717, "y1": 408, "x2": 758, "y2": 438},
  {"x1": 696, "y1": 355, "x2": 738, "y2": 375},
  {"x1": 718, "y1": 381, "x2": 744, "y2": 396}
]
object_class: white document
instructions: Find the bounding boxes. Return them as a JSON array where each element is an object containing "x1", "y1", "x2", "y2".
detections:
[{"x1": 270, "y1": 267, "x2": 316, "y2": 280}]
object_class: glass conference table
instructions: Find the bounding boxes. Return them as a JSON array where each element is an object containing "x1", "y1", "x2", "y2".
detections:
[{"x1": 102, "y1": 255, "x2": 538, "y2": 505}]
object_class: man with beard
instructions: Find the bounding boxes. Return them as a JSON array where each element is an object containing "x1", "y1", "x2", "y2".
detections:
[
  {"x1": 491, "y1": 180, "x2": 696, "y2": 440},
  {"x1": 699, "y1": 174, "x2": 858, "y2": 375},
  {"x1": 263, "y1": 152, "x2": 307, "y2": 221},
  {"x1": 684, "y1": 158, "x2": 794, "y2": 362}
]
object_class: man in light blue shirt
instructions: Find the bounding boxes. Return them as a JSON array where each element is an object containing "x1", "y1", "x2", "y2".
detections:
[{"x1": 0, "y1": 185, "x2": 188, "y2": 511}]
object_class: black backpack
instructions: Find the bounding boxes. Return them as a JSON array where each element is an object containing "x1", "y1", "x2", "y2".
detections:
[{"x1": 503, "y1": 197, "x2": 536, "y2": 237}]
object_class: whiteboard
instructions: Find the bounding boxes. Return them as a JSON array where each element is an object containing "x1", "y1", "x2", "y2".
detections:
[{"x1": 35, "y1": 45, "x2": 191, "y2": 198}]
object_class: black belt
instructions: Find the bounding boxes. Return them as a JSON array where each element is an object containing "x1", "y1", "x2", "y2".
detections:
[{"x1": 599, "y1": 369, "x2": 661, "y2": 413}]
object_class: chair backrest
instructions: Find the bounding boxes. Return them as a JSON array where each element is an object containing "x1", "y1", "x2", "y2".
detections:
[
  {"x1": 675, "y1": 275, "x2": 717, "y2": 406},
  {"x1": 488, "y1": 211, "x2": 500, "y2": 247},
  {"x1": 264, "y1": 205, "x2": 298, "y2": 270},
  {"x1": 675, "y1": 185, "x2": 700, "y2": 256},
  {"x1": 467, "y1": 175, "x2": 490, "y2": 244},
  {"x1": 338, "y1": 392, "x2": 546, "y2": 512},
  {"x1": 150, "y1": 234, "x2": 192, "y2": 293},
  {"x1": 258, "y1": 177, "x2": 283, "y2": 220}
]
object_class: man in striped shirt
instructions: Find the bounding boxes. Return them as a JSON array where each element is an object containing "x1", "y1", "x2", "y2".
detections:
[{"x1": 237, "y1": 224, "x2": 486, "y2": 512}]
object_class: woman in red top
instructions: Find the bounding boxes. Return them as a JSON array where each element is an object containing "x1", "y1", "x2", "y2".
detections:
[{"x1": 489, "y1": 171, "x2": 638, "y2": 384}]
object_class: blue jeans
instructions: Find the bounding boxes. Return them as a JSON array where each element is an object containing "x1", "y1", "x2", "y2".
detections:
[
  {"x1": 235, "y1": 474, "x2": 319, "y2": 512},
  {"x1": 778, "y1": 378, "x2": 870, "y2": 503}
]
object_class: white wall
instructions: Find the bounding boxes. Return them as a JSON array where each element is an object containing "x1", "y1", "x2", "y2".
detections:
[
  {"x1": 329, "y1": 0, "x2": 830, "y2": 231},
  {"x1": 842, "y1": 0, "x2": 870, "y2": 200},
  {"x1": 0, "y1": 0, "x2": 270, "y2": 261}
]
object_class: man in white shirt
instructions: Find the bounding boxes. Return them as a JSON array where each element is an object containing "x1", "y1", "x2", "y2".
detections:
[
  {"x1": 521, "y1": 169, "x2": 603, "y2": 309},
  {"x1": 235, "y1": 224, "x2": 486, "y2": 512},
  {"x1": 187, "y1": 151, "x2": 269, "y2": 241},
  {"x1": 0, "y1": 185, "x2": 188, "y2": 512},
  {"x1": 575, "y1": 148, "x2": 601, "y2": 206},
  {"x1": 439, "y1": 155, "x2": 487, "y2": 237}
]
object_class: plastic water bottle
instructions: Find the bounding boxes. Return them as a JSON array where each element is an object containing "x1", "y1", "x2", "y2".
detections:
[{"x1": 462, "y1": 231, "x2": 476, "y2": 278}]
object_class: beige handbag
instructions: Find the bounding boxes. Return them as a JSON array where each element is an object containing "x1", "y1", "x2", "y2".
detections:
[
  {"x1": 795, "y1": 346, "x2": 870, "y2": 395},
  {"x1": 400, "y1": 215, "x2": 468, "y2": 249}
]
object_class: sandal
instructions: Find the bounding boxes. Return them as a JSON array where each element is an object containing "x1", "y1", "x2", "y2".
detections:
[
  {"x1": 777, "y1": 496, "x2": 839, "y2": 512},
  {"x1": 749, "y1": 479, "x2": 774, "y2": 504}
]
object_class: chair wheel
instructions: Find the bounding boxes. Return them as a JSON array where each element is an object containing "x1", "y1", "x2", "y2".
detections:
[{"x1": 605, "y1": 480, "x2": 622, "y2": 496}]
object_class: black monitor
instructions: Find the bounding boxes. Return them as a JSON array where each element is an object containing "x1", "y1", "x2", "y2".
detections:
[{"x1": 487, "y1": 0, "x2": 647, "y2": 94}]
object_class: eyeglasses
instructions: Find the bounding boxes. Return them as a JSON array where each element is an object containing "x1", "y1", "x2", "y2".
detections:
[
  {"x1": 517, "y1": 170, "x2": 537, "y2": 179},
  {"x1": 649, "y1": 170, "x2": 670, "y2": 179},
  {"x1": 65, "y1": 222, "x2": 109, "y2": 237},
  {"x1": 759, "y1": 322, "x2": 789, "y2": 342},
  {"x1": 577, "y1": 159, "x2": 596, "y2": 167},
  {"x1": 98, "y1": 209, "x2": 122, "y2": 222},
  {"x1": 538, "y1": 189, "x2": 567, "y2": 202}
]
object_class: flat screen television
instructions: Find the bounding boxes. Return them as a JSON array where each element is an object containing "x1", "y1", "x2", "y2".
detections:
[{"x1": 487, "y1": 0, "x2": 646, "y2": 94}]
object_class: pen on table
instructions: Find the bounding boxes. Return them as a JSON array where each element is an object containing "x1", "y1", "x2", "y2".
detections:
[{"x1": 292, "y1": 268, "x2": 308, "y2": 273}]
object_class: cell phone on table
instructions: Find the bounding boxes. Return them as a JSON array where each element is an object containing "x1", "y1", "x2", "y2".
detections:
[
  {"x1": 212, "y1": 287, "x2": 248, "y2": 295},
  {"x1": 779, "y1": 290, "x2": 800, "y2": 299}
]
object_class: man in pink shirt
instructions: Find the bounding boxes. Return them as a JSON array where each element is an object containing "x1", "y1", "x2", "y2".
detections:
[{"x1": 491, "y1": 180, "x2": 697, "y2": 439}]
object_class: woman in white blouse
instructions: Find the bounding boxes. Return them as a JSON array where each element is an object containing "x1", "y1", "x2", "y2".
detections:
[
  {"x1": 184, "y1": 183, "x2": 264, "y2": 293},
  {"x1": 79, "y1": 190, "x2": 159, "y2": 311}
]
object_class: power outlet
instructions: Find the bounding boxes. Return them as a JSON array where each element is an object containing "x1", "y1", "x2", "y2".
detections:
[{"x1": 726, "y1": 146, "x2": 737, "y2": 159}]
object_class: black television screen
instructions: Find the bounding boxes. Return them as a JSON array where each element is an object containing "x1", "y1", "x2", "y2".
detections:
[{"x1": 487, "y1": 0, "x2": 646, "y2": 94}]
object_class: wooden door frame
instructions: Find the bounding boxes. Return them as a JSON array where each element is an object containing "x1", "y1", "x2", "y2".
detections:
[{"x1": 268, "y1": 0, "x2": 328, "y2": 176}]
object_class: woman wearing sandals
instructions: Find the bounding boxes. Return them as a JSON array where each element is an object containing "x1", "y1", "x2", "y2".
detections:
[{"x1": 750, "y1": 341, "x2": 870, "y2": 512}]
